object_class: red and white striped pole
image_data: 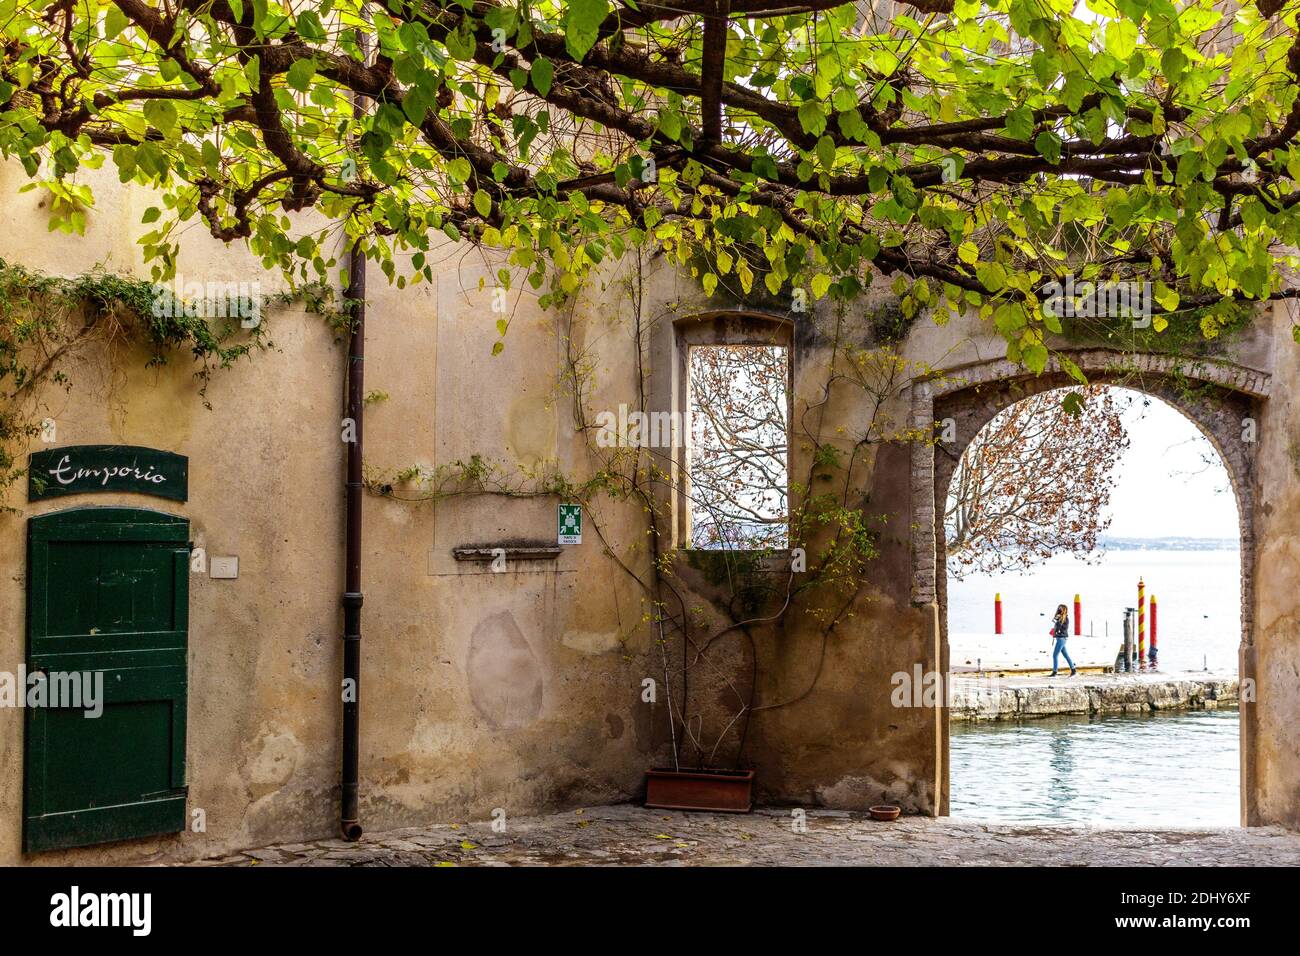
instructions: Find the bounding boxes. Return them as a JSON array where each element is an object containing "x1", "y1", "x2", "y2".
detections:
[
  {"x1": 1149, "y1": 594, "x2": 1158, "y2": 669},
  {"x1": 1073, "y1": 593, "x2": 1081, "y2": 636},
  {"x1": 1137, "y1": 577, "x2": 1146, "y2": 670},
  {"x1": 995, "y1": 593, "x2": 1003, "y2": 635}
]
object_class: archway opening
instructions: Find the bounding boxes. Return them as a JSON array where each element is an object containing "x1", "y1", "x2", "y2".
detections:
[{"x1": 940, "y1": 384, "x2": 1244, "y2": 826}]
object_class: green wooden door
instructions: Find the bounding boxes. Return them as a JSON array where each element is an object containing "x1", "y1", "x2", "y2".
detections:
[{"x1": 24, "y1": 507, "x2": 190, "y2": 852}]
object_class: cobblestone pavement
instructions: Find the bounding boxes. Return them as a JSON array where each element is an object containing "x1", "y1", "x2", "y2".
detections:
[{"x1": 193, "y1": 804, "x2": 1300, "y2": 866}]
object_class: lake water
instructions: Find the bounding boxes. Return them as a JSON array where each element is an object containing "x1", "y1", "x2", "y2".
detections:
[
  {"x1": 950, "y1": 708, "x2": 1240, "y2": 826},
  {"x1": 947, "y1": 549, "x2": 1241, "y2": 672}
]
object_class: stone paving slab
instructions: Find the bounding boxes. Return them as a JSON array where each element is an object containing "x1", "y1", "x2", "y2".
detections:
[{"x1": 192, "y1": 804, "x2": 1300, "y2": 867}]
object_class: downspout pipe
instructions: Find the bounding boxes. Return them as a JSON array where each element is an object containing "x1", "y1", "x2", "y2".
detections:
[
  {"x1": 340, "y1": 240, "x2": 365, "y2": 842},
  {"x1": 339, "y1": 27, "x2": 370, "y2": 845}
]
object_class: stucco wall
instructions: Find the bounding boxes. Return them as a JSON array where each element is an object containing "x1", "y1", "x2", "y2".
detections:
[
  {"x1": 1251, "y1": 300, "x2": 1300, "y2": 829},
  {"x1": 0, "y1": 163, "x2": 1297, "y2": 864},
  {"x1": 0, "y1": 162, "x2": 676, "y2": 864}
]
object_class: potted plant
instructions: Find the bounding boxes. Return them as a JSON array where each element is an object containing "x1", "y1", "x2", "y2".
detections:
[{"x1": 645, "y1": 766, "x2": 755, "y2": 813}]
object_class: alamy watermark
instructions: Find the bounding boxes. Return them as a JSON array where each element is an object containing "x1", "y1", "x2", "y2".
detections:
[
  {"x1": 50, "y1": 886, "x2": 151, "y2": 936},
  {"x1": 0, "y1": 667, "x2": 103, "y2": 717},
  {"x1": 595, "y1": 404, "x2": 688, "y2": 449},
  {"x1": 890, "y1": 665, "x2": 1015, "y2": 709},
  {"x1": 1041, "y1": 274, "x2": 1152, "y2": 327},
  {"x1": 150, "y1": 273, "x2": 263, "y2": 328}
]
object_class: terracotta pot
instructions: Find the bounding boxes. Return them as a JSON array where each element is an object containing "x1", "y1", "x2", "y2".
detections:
[
  {"x1": 869, "y1": 804, "x2": 901, "y2": 821},
  {"x1": 644, "y1": 768, "x2": 755, "y2": 813}
]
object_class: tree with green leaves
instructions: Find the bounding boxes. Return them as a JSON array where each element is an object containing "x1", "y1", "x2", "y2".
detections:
[{"x1": 2, "y1": 0, "x2": 1298, "y2": 368}]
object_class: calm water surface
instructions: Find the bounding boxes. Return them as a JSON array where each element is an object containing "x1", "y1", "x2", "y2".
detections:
[{"x1": 950, "y1": 708, "x2": 1239, "y2": 827}]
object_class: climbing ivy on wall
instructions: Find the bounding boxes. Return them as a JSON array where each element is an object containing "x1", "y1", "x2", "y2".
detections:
[{"x1": 0, "y1": 258, "x2": 340, "y2": 506}]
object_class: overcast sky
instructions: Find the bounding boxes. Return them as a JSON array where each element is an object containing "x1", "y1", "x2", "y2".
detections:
[{"x1": 1102, "y1": 387, "x2": 1240, "y2": 540}]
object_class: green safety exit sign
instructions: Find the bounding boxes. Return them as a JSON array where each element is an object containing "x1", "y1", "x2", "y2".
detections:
[{"x1": 558, "y1": 504, "x2": 581, "y2": 545}]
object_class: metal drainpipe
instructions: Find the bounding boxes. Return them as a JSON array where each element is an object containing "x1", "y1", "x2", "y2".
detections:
[
  {"x1": 340, "y1": 29, "x2": 370, "y2": 842},
  {"x1": 340, "y1": 240, "x2": 365, "y2": 842}
]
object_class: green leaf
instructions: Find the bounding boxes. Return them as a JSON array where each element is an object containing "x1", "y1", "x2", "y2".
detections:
[
  {"x1": 1022, "y1": 342, "x2": 1049, "y2": 374},
  {"x1": 993, "y1": 302, "x2": 1025, "y2": 335},
  {"x1": 142, "y1": 99, "x2": 178, "y2": 135},
  {"x1": 836, "y1": 108, "x2": 869, "y2": 143},
  {"x1": 658, "y1": 109, "x2": 683, "y2": 141},
  {"x1": 798, "y1": 101, "x2": 827, "y2": 137},
  {"x1": 1034, "y1": 131, "x2": 1061, "y2": 164},
  {"x1": 103, "y1": 6, "x2": 129, "y2": 39},
  {"x1": 1004, "y1": 106, "x2": 1034, "y2": 141},
  {"x1": 287, "y1": 59, "x2": 317, "y2": 93},
  {"x1": 1161, "y1": 47, "x2": 1187, "y2": 82},
  {"x1": 531, "y1": 58, "x2": 554, "y2": 97},
  {"x1": 1153, "y1": 281, "x2": 1179, "y2": 312},
  {"x1": 1105, "y1": 20, "x2": 1138, "y2": 61},
  {"x1": 296, "y1": 11, "x2": 327, "y2": 43},
  {"x1": 815, "y1": 136, "x2": 836, "y2": 171},
  {"x1": 445, "y1": 23, "x2": 476, "y2": 60},
  {"x1": 977, "y1": 261, "x2": 1007, "y2": 292},
  {"x1": 1059, "y1": 355, "x2": 1087, "y2": 385},
  {"x1": 473, "y1": 190, "x2": 492, "y2": 217},
  {"x1": 564, "y1": 0, "x2": 609, "y2": 62},
  {"x1": 447, "y1": 157, "x2": 473, "y2": 184},
  {"x1": 737, "y1": 259, "x2": 753, "y2": 294}
]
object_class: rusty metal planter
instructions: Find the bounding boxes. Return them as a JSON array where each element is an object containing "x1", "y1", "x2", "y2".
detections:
[{"x1": 644, "y1": 768, "x2": 755, "y2": 813}]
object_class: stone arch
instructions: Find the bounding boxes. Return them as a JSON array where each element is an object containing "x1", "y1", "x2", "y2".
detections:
[{"x1": 907, "y1": 348, "x2": 1270, "y2": 821}]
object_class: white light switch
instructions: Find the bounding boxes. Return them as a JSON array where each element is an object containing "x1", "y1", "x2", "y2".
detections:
[{"x1": 210, "y1": 556, "x2": 239, "y2": 579}]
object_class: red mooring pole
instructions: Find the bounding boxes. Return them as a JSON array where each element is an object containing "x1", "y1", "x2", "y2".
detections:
[
  {"x1": 1149, "y1": 594, "x2": 1158, "y2": 669},
  {"x1": 995, "y1": 593, "x2": 1003, "y2": 635},
  {"x1": 1073, "y1": 593, "x2": 1081, "y2": 636},
  {"x1": 1137, "y1": 577, "x2": 1146, "y2": 670}
]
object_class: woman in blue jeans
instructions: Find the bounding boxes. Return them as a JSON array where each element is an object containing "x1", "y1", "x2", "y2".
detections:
[{"x1": 1050, "y1": 603, "x2": 1077, "y2": 677}]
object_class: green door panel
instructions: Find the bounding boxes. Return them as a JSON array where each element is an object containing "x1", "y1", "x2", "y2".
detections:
[
  {"x1": 45, "y1": 541, "x2": 181, "y2": 634},
  {"x1": 24, "y1": 507, "x2": 190, "y2": 853}
]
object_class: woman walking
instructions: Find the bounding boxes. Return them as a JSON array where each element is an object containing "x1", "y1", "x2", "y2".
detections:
[{"x1": 1050, "y1": 603, "x2": 1077, "y2": 677}]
